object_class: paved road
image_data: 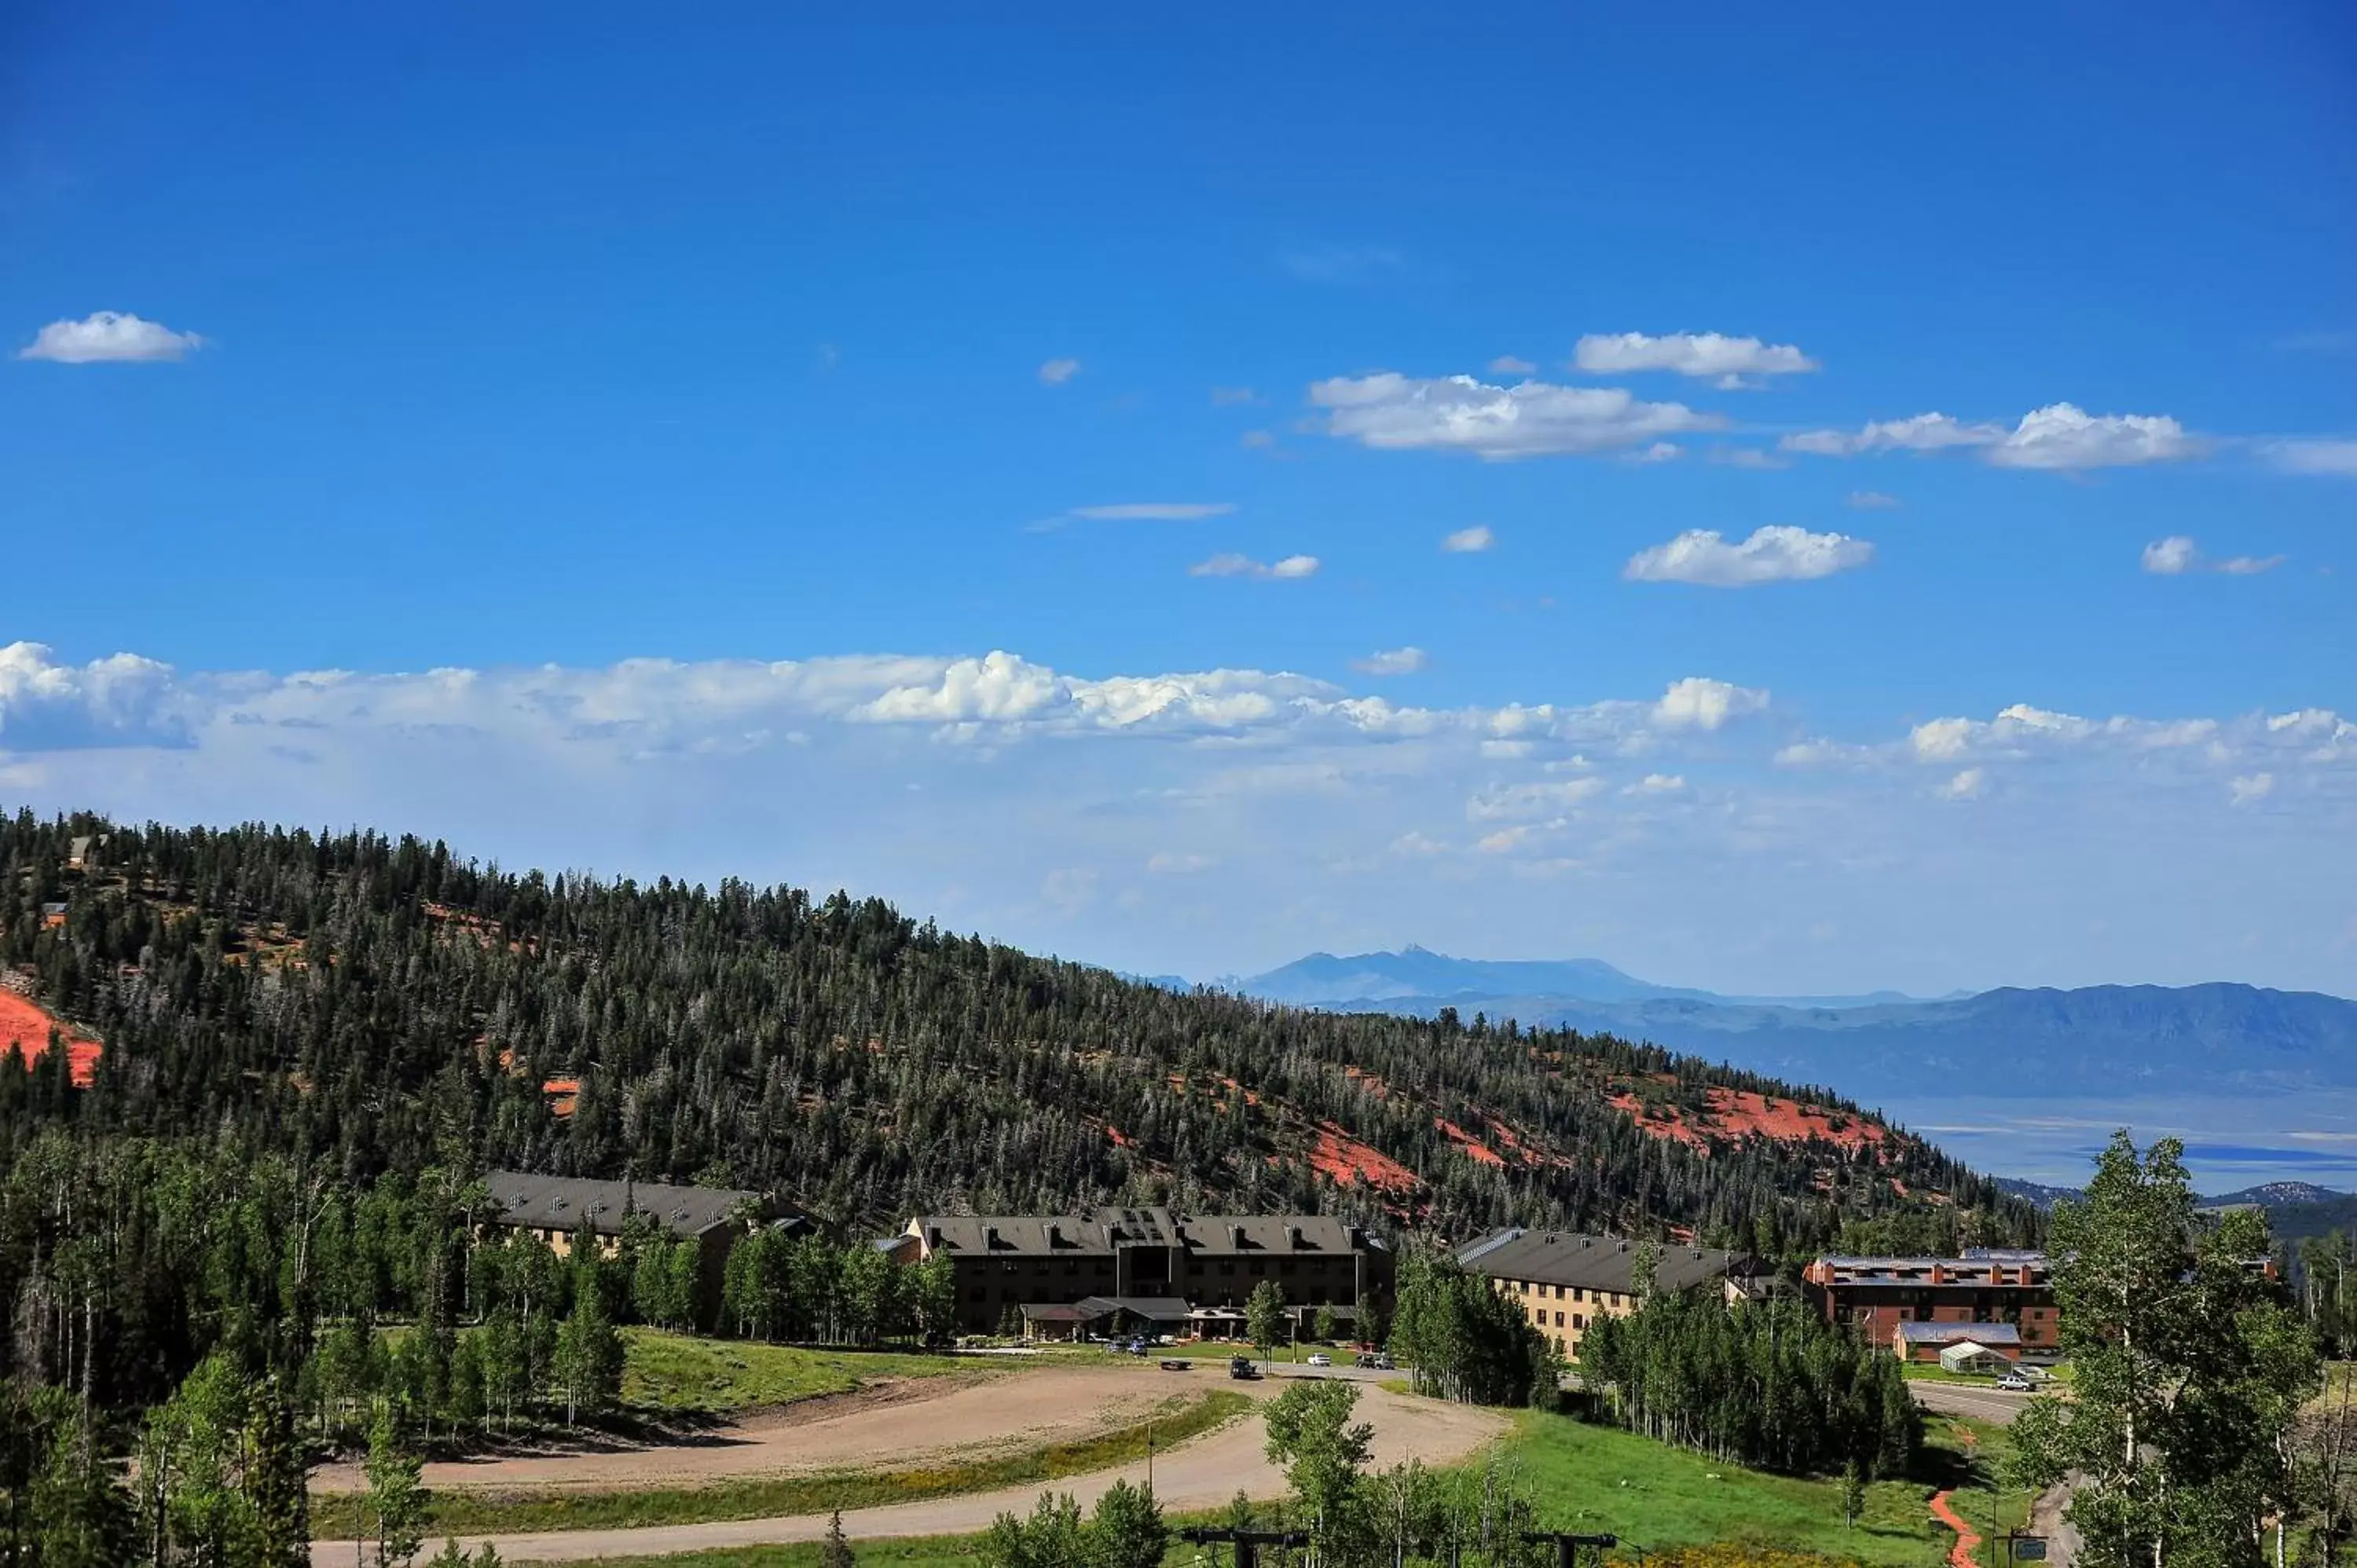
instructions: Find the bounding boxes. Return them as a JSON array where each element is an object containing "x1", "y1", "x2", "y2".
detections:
[
  {"x1": 1913, "y1": 1382, "x2": 2036, "y2": 1426},
  {"x1": 306, "y1": 1368, "x2": 1505, "y2": 1566}
]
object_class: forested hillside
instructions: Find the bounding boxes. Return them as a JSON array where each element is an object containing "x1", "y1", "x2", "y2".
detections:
[{"x1": 0, "y1": 810, "x2": 2031, "y2": 1253}]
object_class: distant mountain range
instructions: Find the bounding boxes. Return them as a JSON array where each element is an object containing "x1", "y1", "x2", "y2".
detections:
[
  {"x1": 1996, "y1": 1177, "x2": 2348, "y2": 1213},
  {"x1": 1219, "y1": 947, "x2": 2357, "y2": 1101}
]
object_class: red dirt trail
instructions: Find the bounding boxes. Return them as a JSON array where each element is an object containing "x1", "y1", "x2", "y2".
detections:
[{"x1": 1931, "y1": 1489, "x2": 1983, "y2": 1568}]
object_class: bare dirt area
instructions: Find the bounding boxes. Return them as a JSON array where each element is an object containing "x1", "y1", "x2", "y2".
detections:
[
  {"x1": 310, "y1": 1365, "x2": 1204, "y2": 1493},
  {"x1": 306, "y1": 1367, "x2": 1509, "y2": 1566}
]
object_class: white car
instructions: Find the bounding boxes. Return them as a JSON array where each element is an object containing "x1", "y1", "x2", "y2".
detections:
[
  {"x1": 1994, "y1": 1374, "x2": 2033, "y2": 1392},
  {"x1": 1305, "y1": 1353, "x2": 1332, "y2": 1367}
]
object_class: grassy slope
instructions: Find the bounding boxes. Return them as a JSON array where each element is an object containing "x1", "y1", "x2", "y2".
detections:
[
  {"x1": 621, "y1": 1329, "x2": 967, "y2": 1412},
  {"x1": 1502, "y1": 1407, "x2": 2029, "y2": 1568}
]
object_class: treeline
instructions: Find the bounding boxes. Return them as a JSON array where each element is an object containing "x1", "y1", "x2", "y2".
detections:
[
  {"x1": 0, "y1": 810, "x2": 2036, "y2": 1257},
  {"x1": 1578, "y1": 1293, "x2": 1919, "y2": 1478},
  {"x1": 1387, "y1": 1251, "x2": 1560, "y2": 1407},
  {"x1": 0, "y1": 1133, "x2": 955, "y2": 1423}
]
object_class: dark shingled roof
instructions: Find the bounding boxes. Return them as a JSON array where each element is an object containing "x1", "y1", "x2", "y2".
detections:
[
  {"x1": 486, "y1": 1170, "x2": 790, "y2": 1240},
  {"x1": 904, "y1": 1207, "x2": 1378, "y2": 1259},
  {"x1": 1457, "y1": 1229, "x2": 1748, "y2": 1295}
]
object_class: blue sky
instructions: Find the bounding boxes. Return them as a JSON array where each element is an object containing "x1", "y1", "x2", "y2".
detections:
[{"x1": 4, "y1": 2, "x2": 2355, "y2": 1001}]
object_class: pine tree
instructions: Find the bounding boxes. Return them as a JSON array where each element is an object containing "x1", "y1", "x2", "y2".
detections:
[
  {"x1": 821, "y1": 1509, "x2": 857, "y2": 1568},
  {"x1": 365, "y1": 1407, "x2": 428, "y2": 1568}
]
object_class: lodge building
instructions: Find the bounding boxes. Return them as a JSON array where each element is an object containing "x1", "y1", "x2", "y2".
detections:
[
  {"x1": 1457, "y1": 1228, "x2": 1772, "y2": 1361},
  {"x1": 886, "y1": 1206, "x2": 1395, "y2": 1337},
  {"x1": 1802, "y1": 1249, "x2": 2059, "y2": 1357}
]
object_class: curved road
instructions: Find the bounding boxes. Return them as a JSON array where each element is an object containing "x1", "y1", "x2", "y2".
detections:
[{"x1": 307, "y1": 1368, "x2": 1506, "y2": 1566}]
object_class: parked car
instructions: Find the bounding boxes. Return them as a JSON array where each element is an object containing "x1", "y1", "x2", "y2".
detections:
[
  {"x1": 1306, "y1": 1353, "x2": 1332, "y2": 1367},
  {"x1": 1353, "y1": 1352, "x2": 1378, "y2": 1368},
  {"x1": 1160, "y1": 1358, "x2": 1193, "y2": 1372},
  {"x1": 1228, "y1": 1356, "x2": 1262, "y2": 1379},
  {"x1": 1994, "y1": 1373, "x2": 2033, "y2": 1392}
]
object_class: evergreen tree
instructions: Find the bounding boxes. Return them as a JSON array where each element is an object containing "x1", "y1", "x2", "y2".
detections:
[
  {"x1": 820, "y1": 1509, "x2": 857, "y2": 1568},
  {"x1": 241, "y1": 1383, "x2": 310, "y2": 1568},
  {"x1": 364, "y1": 1407, "x2": 428, "y2": 1568},
  {"x1": 1091, "y1": 1480, "x2": 1167, "y2": 1568}
]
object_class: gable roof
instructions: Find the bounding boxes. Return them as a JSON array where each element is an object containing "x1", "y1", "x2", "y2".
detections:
[
  {"x1": 486, "y1": 1170, "x2": 785, "y2": 1240},
  {"x1": 904, "y1": 1208, "x2": 1376, "y2": 1259},
  {"x1": 1458, "y1": 1229, "x2": 1746, "y2": 1295}
]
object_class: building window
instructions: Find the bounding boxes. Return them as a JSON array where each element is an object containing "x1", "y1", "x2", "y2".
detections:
[
  {"x1": 1574, "y1": 1288, "x2": 1585, "y2": 1303},
  {"x1": 1574, "y1": 1313, "x2": 1585, "y2": 1329}
]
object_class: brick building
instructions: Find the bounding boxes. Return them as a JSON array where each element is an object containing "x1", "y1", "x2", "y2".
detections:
[{"x1": 1802, "y1": 1249, "x2": 2058, "y2": 1357}]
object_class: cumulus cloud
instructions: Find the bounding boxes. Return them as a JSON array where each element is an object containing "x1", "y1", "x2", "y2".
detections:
[
  {"x1": 1146, "y1": 851, "x2": 1215, "y2": 874},
  {"x1": 1442, "y1": 526, "x2": 1496, "y2": 553},
  {"x1": 1311, "y1": 372, "x2": 1721, "y2": 460},
  {"x1": 2268, "y1": 440, "x2": 2357, "y2": 477},
  {"x1": 1038, "y1": 357, "x2": 1082, "y2": 384},
  {"x1": 1784, "y1": 405, "x2": 2197, "y2": 470},
  {"x1": 1625, "y1": 526, "x2": 1873, "y2": 588},
  {"x1": 2143, "y1": 536, "x2": 2283, "y2": 576},
  {"x1": 1189, "y1": 553, "x2": 1320, "y2": 581},
  {"x1": 1487, "y1": 356, "x2": 1537, "y2": 376},
  {"x1": 19, "y1": 310, "x2": 203, "y2": 364},
  {"x1": 2231, "y1": 772, "x2": 2275, "y2": 806},
  {"x1": 1572, "y1": 332, "x2": 1817, "y2": 381},
  {"x1": 1626, "y1": 773, "x2": 1686, "y2": 795},
  {"x1": 1986, "y1": 403, "x2": 2198, "y2": 470},
  {"x1": 1654, "y1": 677, "x2": 1769, "y2": 731},
  {"x1": 1352, "y1": 647, "x2": 1428, "y2": 676}
]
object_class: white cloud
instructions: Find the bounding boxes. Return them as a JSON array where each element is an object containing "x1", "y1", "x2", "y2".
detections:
[
  {"x1": 1038, "y1": 357, "x2": 1082, "y2": 385},
  {"x1": 1146, "y1": 852, "x2": 1215, "y2": 874},
  {"x1": 1487, "y1": 356, "x2": 1537, "y2": 376},
  {"x1": 1352, "y1": 647, "x2": 1428, "y2": 676},
  {"x1": 2231, "y1": 772, "x2": 2275, "y2": 806},
  {"x1": 1846, "y1": 491, "x2": 1901, "y2": 510},
  {"x1": 1625, "y1": 526, "x2": 1873, "y2": 588},
  {"x1": 1626, "y1": 773, "x2": 1687, "y2": 794},
  {"x1": 1189, "y1": 553, "x2": 1320, "y2": 581},
  {"x1": 1784, "y1": 405, "x2": 2197, "y2": 470},
  {"x1": 5, "y1": 638, "x2": 2352, "y2": 994},
  {"x1": 2268, "y1": 440, "x2": 2357, "y2": 477},
  {"x1": 1311, "y1": 372, "x2": 1721, "y2": 460},
  {"x1": 1572, "y1": 332, "x2": 1817, "y2": 380},
  {"x1": 1986, "y1": 403, "x2": 2198, "y2": 470},
  {"x1": 19, "y1": 310, "x2": 203, "y2": 364},
  {"x1": 1937, "y1": 768, "x2": 1988, "y2": 801},
  {"x1": 1654, "y1": 676, "x2": 1769, "y2": 731},
  {"x1": 1442, "y1": 526, "x2": 1495, "y2": 553},
  {"x1": 2143, "y1": 537, "x2": 2282, "y2": 576},
  {"x1": 1069, "y1": 503, "x2": 1236, "y2": 522},
  {"x1": 1629, "y1": 441, "x2": 1683, "y2": 464}
]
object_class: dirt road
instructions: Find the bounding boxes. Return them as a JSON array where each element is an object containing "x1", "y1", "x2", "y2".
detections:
[
  {"x1": 313, "y1": 1366, "x2": 1182, "y2": 1494},
  {"x1": 306, "y1": 1368, "x2": 1507, "y2": 1566}
]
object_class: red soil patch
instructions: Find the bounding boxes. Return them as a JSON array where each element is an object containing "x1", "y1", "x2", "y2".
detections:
[
  {"x1": 0, "y1": 991, "x2": 101, "y2": 1088},
  {"x1": 1609, "y1": 1079, "x2": 1890, "y2": 1160},
  {"x1": 1341, "y1": 1066, "x2": 1394, "y2": 1099},
  {"x1": 1930, "y1": 1489, "x2": 1981, "y2": 1568},
  {"x1": 1434, "y1": 1117, "x2": 1507, "y2": 1167},
  {"x1": 1307, "y1": 1122, "x2": 1420, "y2": 1194},
  {"x1": 542, "y1": 1077, "x2": 581, "y2": 1118}
]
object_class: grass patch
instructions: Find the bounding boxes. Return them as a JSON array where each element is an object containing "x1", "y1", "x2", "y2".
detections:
[
  {"x1": 621, "y1": 1330, "x2": 969, "y2": 1414},
  {"x1": 313, "y1": 1389, "x2": 1250, "y2": 1541},
  {"x1": 1496, "y1": 1407, "x2": 2021, "y2": 1568},
  {"x1": 501, "y1": 1540, "x2": 993, "y2": 1568}
]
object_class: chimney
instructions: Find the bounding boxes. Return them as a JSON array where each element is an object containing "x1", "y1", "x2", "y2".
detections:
[{"x1": 1930, "y1": 1263, "x2": 1945, "y2": 1284}]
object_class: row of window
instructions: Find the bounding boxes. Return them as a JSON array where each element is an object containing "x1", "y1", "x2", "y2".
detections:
[
  {"x1": 984, "y1": 1258, "x2": 1336, "y2": 1277},
  {"x1": 1531, "y1": 1307, "x2": 1589, "y2": 1330},
  {"x1": 1507, "y1": 1277, "x2": 1623, "y2": 1308}
]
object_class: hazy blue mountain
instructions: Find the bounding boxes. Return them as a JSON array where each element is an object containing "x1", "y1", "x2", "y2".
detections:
[
  {"x1": 2201, "y1": 1181, "x2": 2346, "y2": 1207},
  {"x1": 1993, "y1": 1177, "x2": 2084, "y2": 1211},
  {"x1": 1232, "y1": 952, "x2": 2357, "y2": 1101},
  {"x1": 1237, "y1": 945, "x2": 1923, "y2": 1011}
]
